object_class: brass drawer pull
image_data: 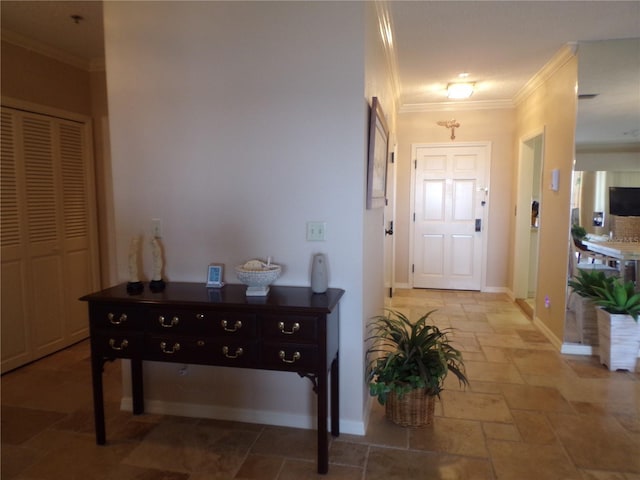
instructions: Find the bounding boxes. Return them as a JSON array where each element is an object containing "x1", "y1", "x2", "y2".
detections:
[
  {"x1": 221, "y1": 319, "x2": 242, "y2": 332},
  {"x1": 279, "y1": 350, "x2": 301, "y2": 364},
  {"x1": 158, "y1": 315, "x2": 179, "y2": 328},
  {"x1": 160, "y1": 341, "x2": 180, "y2": 354},
  {"x1": 107, "y1": 312, "x2": 127, "y2": 325},
  {"x1": 277, "y1": 321, "x2": 300, "y2": 335},
  {"x1": 108, "y1": 338, "x2": 128, "y2": 351},
  {"x1": 196, "y1": 313, "x2": 205, "y2": 320},
  {"x1": 222, "y1": 346, "x2": 244, "y2": 359}
]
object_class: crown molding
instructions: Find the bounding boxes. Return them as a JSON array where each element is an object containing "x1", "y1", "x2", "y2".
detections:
[
  {"x1": 1, "y1": 29, "x2": 105, "y2": 72},
  {"x1": 399, "y1": 98, "x2": 514, "y2": 113},
  {"x1": 576, "y1": 142, "x2": 640, "y2": 153},
  {"x1": 374, "y1": 1, "x2": 402, "y2": 108},
  {"x1": 512, "y1": 42, "x2": 577, "y2": 106}
]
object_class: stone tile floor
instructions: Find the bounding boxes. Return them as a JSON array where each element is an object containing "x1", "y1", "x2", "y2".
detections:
[{"x1": 2, "y1": 289, "x2": 638, "y2": 479}]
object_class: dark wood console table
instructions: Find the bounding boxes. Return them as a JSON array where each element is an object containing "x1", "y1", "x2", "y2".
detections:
[{"x1": 81, "y1": 282, "x2": 344, "y2": 474}]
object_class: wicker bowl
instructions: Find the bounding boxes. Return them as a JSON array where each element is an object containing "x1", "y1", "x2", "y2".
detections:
[{"x1": 235, "y1": 264, "x2": 281, "y2": 287}]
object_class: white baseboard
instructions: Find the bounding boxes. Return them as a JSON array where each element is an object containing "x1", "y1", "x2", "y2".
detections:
[
  {"x1": 560, "y1": 342, "x2": 640, "y2": 358},
  {"x1": 120, "y1": 397, "x2": 366, "y2": 436},
  {"x1": 561, "y1": 343, "x2": 596, "y2": 355},
  {"x1": 393, "y1": 283, "x2": 511, "y2": 294},
  {"x1": 482, "y1": 286, "x2": 510, "y2": 294}
]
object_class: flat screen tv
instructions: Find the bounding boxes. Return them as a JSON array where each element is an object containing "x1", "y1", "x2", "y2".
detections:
[{"x1": 609, "y1": 187, "x2": 640, "y2": 217}]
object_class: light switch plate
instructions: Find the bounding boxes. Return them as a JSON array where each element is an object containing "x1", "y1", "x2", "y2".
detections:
[{"x1": 307, "y1": 222, "x2": 326, "y2": 241}]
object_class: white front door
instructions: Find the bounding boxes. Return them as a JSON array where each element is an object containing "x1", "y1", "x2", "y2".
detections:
[{"x1": 412, "y1": 143, "x2": 490, "y2": 290}]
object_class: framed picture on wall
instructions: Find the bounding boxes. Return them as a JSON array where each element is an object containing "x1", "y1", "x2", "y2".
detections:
[{"x1": 366, "y1": 96, "x2": 390, "y2": 209}]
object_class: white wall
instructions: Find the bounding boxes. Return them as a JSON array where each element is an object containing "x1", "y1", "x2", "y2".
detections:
[
  {"x1": 575, "y1": 150, "x2": 640, "y2": 171},
  {"x1": 514, "y1": 53, "x2": 578, "y2": 345},
  {"x1": 363, "y1": 1, "x2": 398, "y2": 424},
  {"x1": 105, "y1": 1, "x2": 374, "y2": 434}
]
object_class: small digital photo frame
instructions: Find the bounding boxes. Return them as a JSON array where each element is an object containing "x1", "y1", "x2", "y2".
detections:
[{"x1": 206, "y1": 263, "x2": 225, "y2": 288}]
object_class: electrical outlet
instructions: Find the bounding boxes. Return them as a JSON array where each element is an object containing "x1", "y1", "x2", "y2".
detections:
[
  {"x1": 152, "y1": 218, "x2": 162, "y2": 238},
  {"x1": 306, "y1": 221, "x2": 326, "y2": 241}
]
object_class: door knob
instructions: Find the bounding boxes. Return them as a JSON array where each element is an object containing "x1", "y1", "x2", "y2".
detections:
[{"x1": 385, "y1": 221, "x2": 394, "y2": 236}]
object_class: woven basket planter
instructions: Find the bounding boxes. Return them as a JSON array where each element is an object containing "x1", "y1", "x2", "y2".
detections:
[{"x1": 385, "y1": 388, "x2": 435, "y2": 427}]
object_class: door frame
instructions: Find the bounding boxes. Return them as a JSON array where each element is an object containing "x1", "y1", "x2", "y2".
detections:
[
  {"x1": 513, "y1": 129, "x2": 545, "y2": 301},
  {"x1": 383, "y1": 144, "x2": 397, "y2": 298},
  {"x1": 409, "y1": 142, "x2": 492, "y2": 291}
]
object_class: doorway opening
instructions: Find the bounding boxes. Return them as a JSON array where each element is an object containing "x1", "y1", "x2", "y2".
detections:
[{"x1": 513, "y1": 131, "x2": 544, "y2": 318}]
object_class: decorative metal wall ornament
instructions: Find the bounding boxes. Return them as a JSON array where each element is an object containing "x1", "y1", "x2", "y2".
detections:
[{"x1": 437, "y1": 119, "x2": 460, "y2": 140}]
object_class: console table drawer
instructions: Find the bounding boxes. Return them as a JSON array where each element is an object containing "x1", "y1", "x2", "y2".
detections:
[
  {"x1": 261, "y1": 343, "x2": 318, "y2": 371},
  {"x1": 91, "y1": 306, "x2": 145, "y2": 331},
  {"x1": 209, "y1": 312, "x2": 257, "y2": 337},
  {"x1": 208, "y1": 339, "x2": 257, "y2": 367},
  {"x1": 261, "y1": 315, "x2": 318, "y2": 342},
  {"x1": 148, "y1": 309, "x2": 257, "y2": 337},
  {"x1": 145, "y1": 336, "x2": 257, "y2": 366},
  {"x1": 92, "y1": 333, "x2": 143, "y2": 358}
]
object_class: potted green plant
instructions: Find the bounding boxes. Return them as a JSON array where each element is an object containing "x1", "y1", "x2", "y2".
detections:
[
  {"x1": 591, "y1": 278, "x2": 640, "y2": 371},
  {"x1": 568, "y1": 268, "x2": 615, "y2": 299},
  {"x1": 366, "y1": 309, "x2": 468, "y2": 427},
  {"x1": 567, "y1": 269, "x2": 616, "y2": 344},
  {"x1": 571, "y1": 224, "x2": 587, "y2": 243}
]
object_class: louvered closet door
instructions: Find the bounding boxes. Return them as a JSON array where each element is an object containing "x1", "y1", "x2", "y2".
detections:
[
  {"x1": 23, "y1": 113, "x2": 67, "y2": 357},
  {"x1": 59, "y1": 119, "x2": 96, "y2": 343},
  {"x1": 1, "y1": 106, "x2": 99, "y2": 372},
  {"x1": 1, "y1": 109, "x2": 30, "y2": 369}
]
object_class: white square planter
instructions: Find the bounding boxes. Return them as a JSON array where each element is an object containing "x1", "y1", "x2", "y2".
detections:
[
  {"x1": 595, "y1": 308, "x2": 640, "y2": 372},
  {"x1": 568, "y1": 292, "x2": 599, "y2": 345}
]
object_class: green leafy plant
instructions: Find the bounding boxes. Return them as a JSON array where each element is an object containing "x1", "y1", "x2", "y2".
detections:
[
  {"x1": 568, "y1": 269, "x2": 616, "y2": 299},
  {"x1": 366, "y1": 309, "x2": 468, "y2": 405},
  {"x1": 593, "y1": 279, "x2": 640, "y2": 321},
  {"x1": 571, "y1": 224, "x2": 587, "y2": 241}
]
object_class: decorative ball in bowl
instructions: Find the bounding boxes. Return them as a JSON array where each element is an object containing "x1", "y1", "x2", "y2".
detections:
[{"x1": 235, "y1": 260, "x2": 281, "y2": 296}]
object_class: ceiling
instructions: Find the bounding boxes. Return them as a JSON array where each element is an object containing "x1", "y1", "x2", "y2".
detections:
[{"x1": 2, "y1": 1, "x2": 639, "y2": 144}]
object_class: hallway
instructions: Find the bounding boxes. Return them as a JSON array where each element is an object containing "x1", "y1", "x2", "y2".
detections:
[{"x1": 2, "y1": 289, "x2": 638, "y2": 479}]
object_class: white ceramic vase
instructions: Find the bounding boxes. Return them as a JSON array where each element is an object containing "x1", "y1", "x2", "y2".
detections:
[{"x1": 310, "y1": 253, "x2": 328, "y2": 294}]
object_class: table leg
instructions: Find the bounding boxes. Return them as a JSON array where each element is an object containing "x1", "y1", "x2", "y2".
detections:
[
  {"x1": 131, "y1": 358, "x2": 144, "y2": 415},
  {"x1": 317, "y1": 370, "x2": 328, "y2": 474},
  {"x1": 90, "y1": 354, "x2": 106, "y2": 445},
  {"x1": 330, "y1": 354, "x2": 339, "y2": 437}
]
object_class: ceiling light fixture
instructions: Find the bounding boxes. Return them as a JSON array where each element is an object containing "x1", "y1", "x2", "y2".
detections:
[{"x1": 447, "y1": 82, "x2": 475, "y2": 99}]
